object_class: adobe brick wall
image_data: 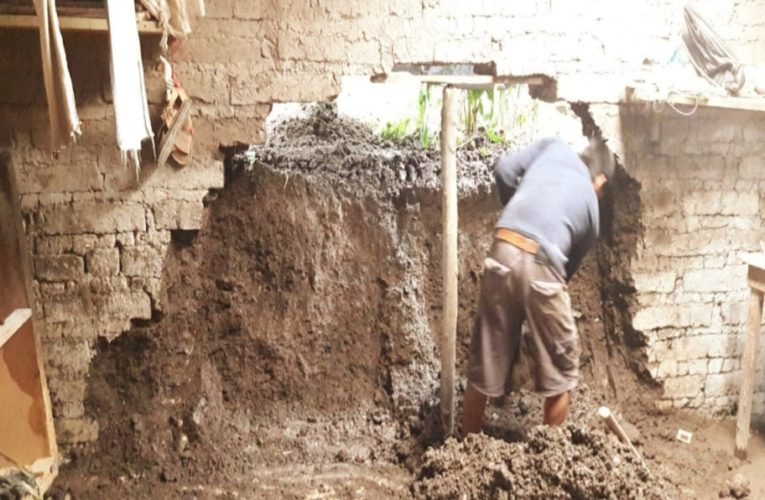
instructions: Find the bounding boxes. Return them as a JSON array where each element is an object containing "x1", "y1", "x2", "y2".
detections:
[
  {"x1": 0, "y1": 0, "x2": 764, "y2": 443},
  {"x1": 620, "y1": 107, "x2": 765, "y2": 415}
]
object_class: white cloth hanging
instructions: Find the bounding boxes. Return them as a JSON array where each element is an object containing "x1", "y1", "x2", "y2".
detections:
[
  {"x1": 138, "y1": 0, "x2": 205, "y2": 40},
  {"x1": 105, "y1": 0, "x2": 154, "y2": 170},
  {"x1": 33, "y1": 0, "x2": 81, "y2": 151}
]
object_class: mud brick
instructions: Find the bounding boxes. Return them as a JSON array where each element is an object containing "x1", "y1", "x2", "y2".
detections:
[
  {"x1": 86, "y1": 248, "x2": 120, "y2": 277},
  {"x1": 42, "y1": 340, "x2": 93, "y2": 376},
  {"x1": 154, "y1": 199, "x2": 205, "y2": 231},
  {"x1": 683, "y1": 267, "x2": 745, "y2": 293},
  {"x1": 34, "y1": 255, "x2": 84, "y2": 281},
  {"x1": 36, "y1": 235, "x2": 73, "y2": 255},
  {"x1": 720, "y1": 192, "x2": 759, "y2": 215},
  {"x1": 687, "y1": 359, "x2": 708, "y2": 375},
  {"x1": 56, "y1": 418, "x2": 98, "y2": 444},
  {"x1": 656, "y1": 359, "x2": 677, "y2": 378},
  {"x1": 708, "y1": 358, "x2": 723, "y2": 374},
  {"x1": 705, "y1": 372, "x2": 741, "y2": 397},
  {"x1": 39, "y1": 201, "x2": 146, "y2": 235},
  {"x1": 121, "y1": 246, "x2": 165, "y2": 278},
  {"x1": 73, "y1": 234, "x2": 116, "y2": 254},
  {"x1": 663, "y1": 375, "x2": 705, "y2": 398},
  {"x1": 632, "y1": 271, "x2": 676, "y2": 293}
]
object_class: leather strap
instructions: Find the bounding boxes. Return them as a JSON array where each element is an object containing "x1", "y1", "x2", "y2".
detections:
[{"x1": 495, "y1": 229, "x2": 538, "y2": 255}]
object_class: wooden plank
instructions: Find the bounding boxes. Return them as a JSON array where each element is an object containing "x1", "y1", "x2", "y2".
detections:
[
  {"x1": 735, "y1": 288, "x2": 764, "y2": 458},
  {"x1": 0, "y1": 157, "x2": 58, "y2": 491},
  {"x1": 440, "y1": 86, "x2": 458, "y2": 437},
  {"x1": 0, "y1": 308, "x2": 31, "y2": 350},
  {"x1": 626, "y1": 86, "x2": 765, "y2": 113},
  {"x1": 748, "y1": 266, "x2": 765, "y2": 293},
  {"x1": 0, "y1": 14, "x2": 162, "y2": 33}
]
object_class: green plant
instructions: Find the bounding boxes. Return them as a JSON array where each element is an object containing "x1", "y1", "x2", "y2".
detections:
[
  {"x1": 380, "y1": 118, "x2": 411, "y2": 141},
  {"x1": 417, "y1": 85, "x2": 433, "y2": 149}
]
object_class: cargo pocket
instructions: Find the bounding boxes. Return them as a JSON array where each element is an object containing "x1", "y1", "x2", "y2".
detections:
[
  {"x1": 528, "y1": 278, "x2": 579, "y2": 374},
  {"x1": 529, "y1": 279, "x2": 572, "y2": 324},
  {"x1": 553, "y1": 337, "x2": 580, "y2": 373},
  {"x1": 483, "y1": 257, "x2": 511, "y2": 277}
]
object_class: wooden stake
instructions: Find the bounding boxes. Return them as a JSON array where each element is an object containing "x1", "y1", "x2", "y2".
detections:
[
  {"x1": 440, "y1": 86, "x2": 458, "y2": 436},
  {"x1": 598, "y1": 406, "x2": 649, "y2": 472},
  {"x1": 735, "y1": 288, "x2": 763, "y2": 458}
]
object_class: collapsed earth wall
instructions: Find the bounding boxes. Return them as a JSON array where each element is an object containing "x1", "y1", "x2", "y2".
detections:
[{"x1": 0, "y1": 0, "x2": 764, "y2": 444}]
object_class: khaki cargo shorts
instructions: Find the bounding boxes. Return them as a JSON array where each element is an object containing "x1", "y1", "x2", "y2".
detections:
[{"x1": 467, "y1": 240, "x2": 580, "y2": 398}]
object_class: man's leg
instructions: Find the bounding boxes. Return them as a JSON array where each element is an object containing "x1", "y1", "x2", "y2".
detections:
[
  {"x1": 543, "y1": 390, "x2": 570, "y2": 426},
  {"x1": 462, "y1": 384, "x2": 489, "y2": 435}
]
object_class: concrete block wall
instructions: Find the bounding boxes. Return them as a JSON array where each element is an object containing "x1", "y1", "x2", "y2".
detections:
[
  {"x1": 1, "y1": 0, "x2": 764, "y2": 444},
  {"x1": 621, "y1": 108, "x2": 765, "y2": 417}
]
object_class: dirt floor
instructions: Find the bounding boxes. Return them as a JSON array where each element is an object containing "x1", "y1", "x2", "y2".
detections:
[{"x1": 48, "y1": 105, "x2": 765, "y2": 499}]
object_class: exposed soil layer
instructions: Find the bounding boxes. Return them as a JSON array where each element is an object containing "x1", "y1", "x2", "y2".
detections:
[{"x1": 49, "y1": 105, "x2": 763, "y2": 499}]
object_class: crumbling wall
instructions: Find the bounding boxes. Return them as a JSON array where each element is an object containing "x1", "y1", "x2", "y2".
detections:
[
  {"x1": 616, "y1": 107, "x2": 765, "y2": 417},
  {"x1": 0, "y1": 0, "x2": 764, "y2": 445}
]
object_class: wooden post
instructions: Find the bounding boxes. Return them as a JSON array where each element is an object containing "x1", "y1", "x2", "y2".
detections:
[
  {"x1": 440, "y1": 86, "x2": 458, "y2": 436},
  {"x1": 735, "y1": 287, "x2": 763, "y2": 458}
]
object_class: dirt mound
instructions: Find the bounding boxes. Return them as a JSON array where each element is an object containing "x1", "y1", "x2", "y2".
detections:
[
  {"x1": 51, "y1": 103, "x2": 673, "y2": 499},
  {"x1": 414, "y1": 424, "x2": 665, "y2": 499},
  {"x1": 254, "y1": 103, "x2": 495, "y2": 197}
]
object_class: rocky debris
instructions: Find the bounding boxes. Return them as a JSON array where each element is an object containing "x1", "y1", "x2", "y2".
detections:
[
  {"x1": 0, "y1": 470, "x2": 38, "y2": 500},
  {"x1": 720, "y1": 473, "x2": 751, "y2": 499},
  {"x1": 413, "y1": 425, "x2": 667, "y2": 499}
]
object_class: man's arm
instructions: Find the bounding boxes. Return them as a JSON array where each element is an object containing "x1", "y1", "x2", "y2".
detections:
[
  {"x1": 564, "y1": 232, "x2": 595, "y2": 281},
  {"x1": 494, "y1": 139, "x2": 552, "y2": 206}
]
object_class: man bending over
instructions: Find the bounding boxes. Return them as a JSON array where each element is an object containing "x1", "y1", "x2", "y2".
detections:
[{"x1": 463, "y1": 136, "x2": 614, "y2": 434}]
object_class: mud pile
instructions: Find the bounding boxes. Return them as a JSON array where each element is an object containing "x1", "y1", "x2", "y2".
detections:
[
  {"x1": 51, "y1": 104, "x2": 662, "y2": 499},
  {"x1": 414, "y1": 424, "x2": 665, "y2": 499},
  {"x1": 253, "y1": 103, "x2": 496, "y2": 197}
]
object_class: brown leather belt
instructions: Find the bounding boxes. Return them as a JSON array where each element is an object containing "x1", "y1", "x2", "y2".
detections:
[{"x1": 495, "y1": 228, "x2": 539, "y2": 255}]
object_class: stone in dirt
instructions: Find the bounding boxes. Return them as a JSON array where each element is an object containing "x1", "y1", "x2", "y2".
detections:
[{"x1": 721, "y1": 473, "x2": 751, "y2": 499}]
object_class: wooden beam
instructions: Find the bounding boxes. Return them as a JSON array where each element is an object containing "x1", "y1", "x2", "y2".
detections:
[
  {"x1": 0, "y1": 308, "x2": 31, "y2": 350},
  {"x1": 440, "y1": 86, "x2": 458, "y2": 437},
  {"x1": 0, "y1": 14, "x2": 162, "y2": 34},
  {"x1": 626, "y1": 85, "x2": 765, "y2": 113},
  {"x1": 735, "y1": 287, "x2": 764, "y2": 458},
  {"x1": 371, "y1": 73, "x2": 548, "y2": 89}
]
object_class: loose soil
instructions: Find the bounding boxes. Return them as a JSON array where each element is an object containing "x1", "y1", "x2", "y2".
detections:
[{"x1": 50, "y1": 105, "x2": 764, "y2": 499}]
